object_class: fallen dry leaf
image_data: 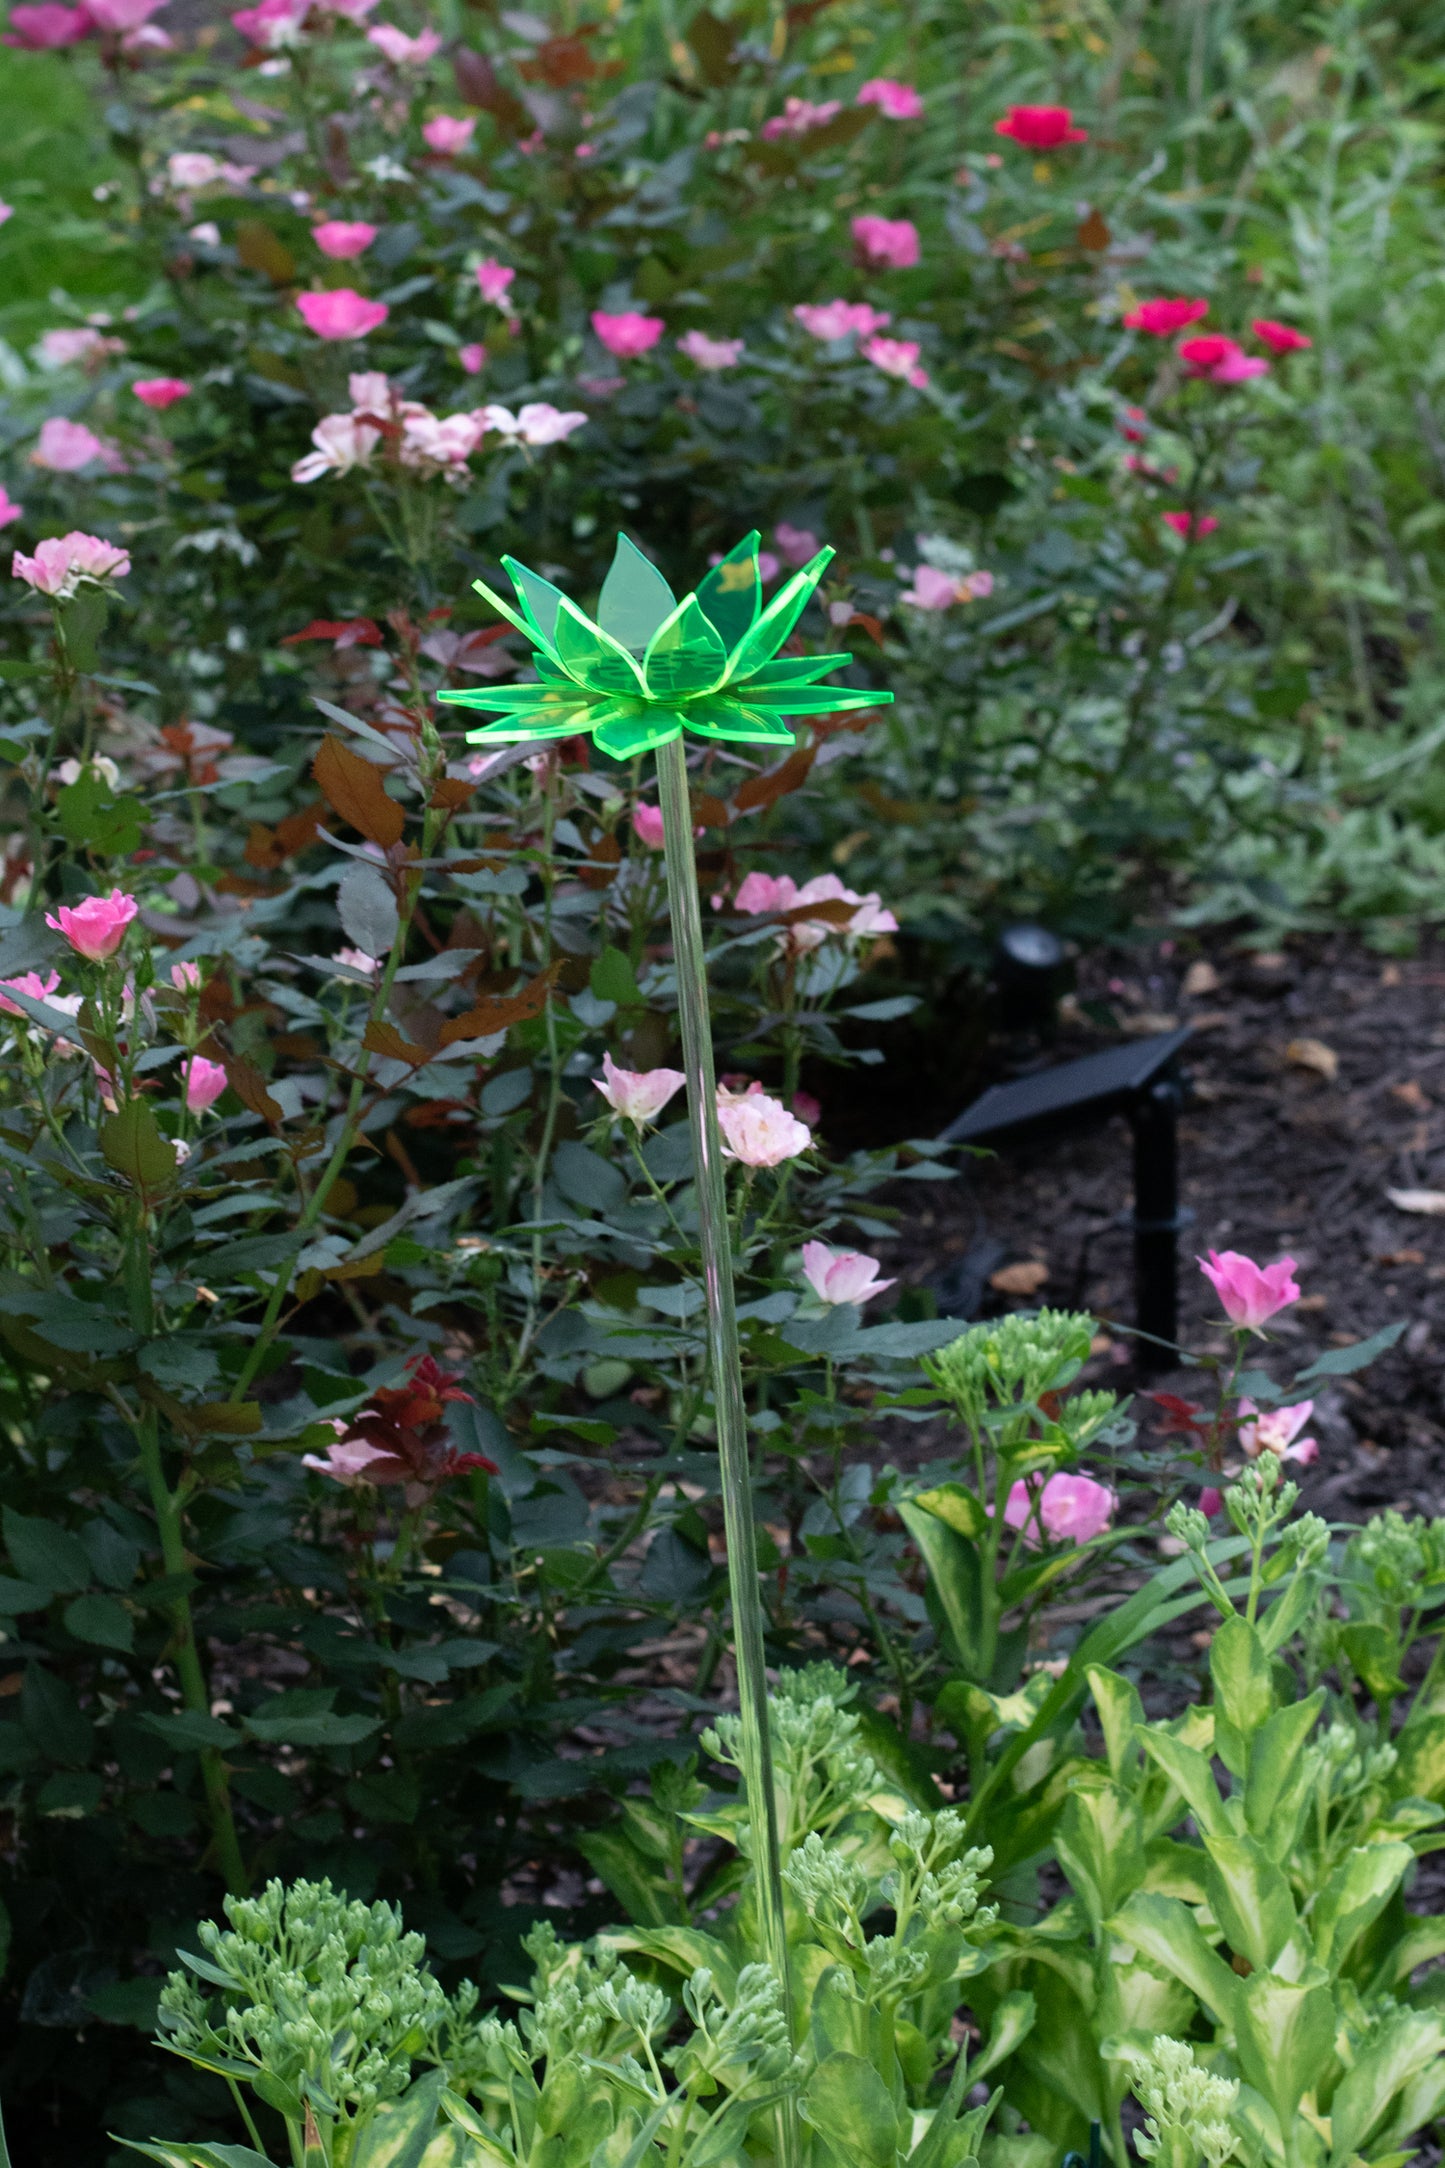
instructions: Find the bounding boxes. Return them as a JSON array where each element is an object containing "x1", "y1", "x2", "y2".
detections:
[
  {"x1": 1287, "y1": 1036, "x2": 1339, "y2": 1082},
  {"x1": 1375, "y1": 1249, "x2": 1426, "y2": 1267},
  {"x1": 1183, "y1": 960, "x2": 1219, "y2": 997},
  {"x1": 1295, "y1": 1293, "x2": 1329, "y2": 1312},
  {"x1": 990, "y1": 1259, "x2": 1050, "y2": 1296},
  {"x1": 1122, "y1": 1011, "x2": 1179, "y2": 1035},
  {"x1": 1390, "y1": 1079, "x2": 1430, "y2": 1112},
  {"x1": 1387, "y1": 1188, "x2": 1445, "y2": 1215}
]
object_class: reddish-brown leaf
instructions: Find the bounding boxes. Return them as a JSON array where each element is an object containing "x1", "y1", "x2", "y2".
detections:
[
  {"x1": 313, "y1": 734, "x2": 405, "y2": 849},
  {"x1": 439, "y1": 961, "x2": 561, "y2": 1046},
  {"x1": 733, "y1": 746, "x2": 817, "y2": 816},
  {"x1": 691, "y1": 792, "x2": 731, "y2": 828},
  {"x1": 223, "y1": 1053, "x2": 283, "y2": 1127},
  {"x1": 428, "y1": 777, "x2": 474, "y2": 811},
  {"x1": 363, "y1": 1020, "x2": 431, "y2": 1066}
]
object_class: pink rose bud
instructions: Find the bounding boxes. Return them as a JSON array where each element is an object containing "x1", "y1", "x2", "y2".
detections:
[
  {"x1": 1123, "y1": 297, "x2": 1209, "y2": 336},
  {"x1": 676, "y1": 330, "x2": 744, "y2": 371},
  {"x1": 422, "y1": 113, "x2": 474, "y2": 154},
  {"x1": 1199, "y1": 1487, "x2": 1224, "y2": 1518},
  {"x1": 632, "y1": 802, "x2": 666, "y2": 849},
  {"x1": 794, "y1": 300, "x2": 892, "y2": 340},
  {"x1": 850, "y1": 214, "x2": 920, "y2": 268},
  {"x1": 170, "y1": 960, "x2": 202, "y2": 990},
  {"x1": 993, "y1": 104, "x2": 1087, "y2": 148},
  {"x1": 1198, "y1": 1248, "x2": 1301, "y2": 1330},
  {"x1": 855, "y1": 77, "x2": 923, "y2": 119},
  {"x1": 716, "y1": 1086, "x2": 811, "y2": 1167},
  {"x1": 184, "y1": 1055, "x2": 228, "y2": 1113},
  {"x1": 131, "y1": 377, "x2": 192, "y2": 409},
  {"x1": 295, "y1": 288, "x2": 389, "y2": 340},
  {"x1": 365, "y1": 19, "x2": 438, "y2": 63},
  {"x1": 475, "y1": 257, "x2": 516, "y2": 304},
  {"x1": 45, "y1": 887, "x2": 138, "y2": 961},
  {"x1": 312, "y1": 220, "x2": 378, "y2": 260},
  {"x1": 595, "y1": 1049, "x2": 686, "y2": 1126},
  {"x1": 1162, "y1": 510, "x2": 1218, "y2": 538},
  {"x1": 1252, "y1": 318, "x2": 1311, "y2": 354},
  {"x1": 457, "y1": 342, "x2": 487, "y2": 374},
  {"x1": 591, "y1": 309, "x2": 665, "y2": 359},
  {"x1": 800, "y1": 1240, "x2": 895, "y2": 1306}
]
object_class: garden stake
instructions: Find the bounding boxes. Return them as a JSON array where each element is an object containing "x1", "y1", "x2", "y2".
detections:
[{"x1": 440, "y1": 531, "x2": 890, "y2": 2168}]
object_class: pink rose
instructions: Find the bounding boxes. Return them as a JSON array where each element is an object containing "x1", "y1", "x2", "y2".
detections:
[
  {"x1": 230, "y1": 0, "x2": 309, "y2": 45},
  {"x1": 38, "y1": 326, "x2": 119, "y2": 367},
  {"x1": 1208, "y1": 349, "x2": 1269, "y2": 383},
  {"x1": 3, "y1": 3, "x2": 87, "y2": 43},
  {"x1": 1162, "y1": 510, "x2": 1218, "y2": 539},
  {"x1": 334, "y1": 947, "x2": 379, "y2": 976},
  {"x1": 291, "y1": 411, "x2": 382, "y2": 484},
  {"x1": 1124, "y1": 297, "x2": 1209, "y2": 337},
  {"x1": 295, "y1": 289, "x2": 389, "y2": 340},
  {"x1": 856, "y1": 77, "x2": 923, "y2": 119},
  {"x1": 31, "y1": 417, "x2": 109, "y2": 472},
  {"x1": 45, "y1": 887, "x2": 138, "y2": 961},
  {"x1": 423, "y1": 113, "x2": 474, "y2": 153},
  {"x1": 632, "y1": 802, "x2": 665, "y2": 849},
  {"x1": 1004, "y1": 1471, "x2": 1115, "y2": 1546},
  {"x1": 479, "y1": 401, "x2": 586, "y2": 447},
  {"x1": 81, "y1": 0, "x2": 166, "y2": 29},
  {"x1": 900, "y1": 564, "x2": 991, "y2": 609},
  {"x1": 1178, "y1": 333, "x2": 1260, "y2": 381},
  {"x1": 677, "y1": 330, "x2": 744, "y2": 371},
  {"x1": 0, "y1": 201, "x2": 12, "y2": 225},
  {"x1": 457, "y1": 342, "x2": 487, "y2": 375},
  {"x1": 759, "y1": 95, "x2": 841, "y2": 139},
  {"x1": 132, "y1": 376, "x2": 191, "y2": 409},
  {"x1": 0, "y1": 969, "x2": 61, "y2": 1016},
  {"x1": 801, "y1": 1240, "x2": 895, "y2": 1306},
  {"x1": 595, "y1": 1050, "x2": 685, "y2": 1126},
  {"x1": 591, "y1": 310, "x2": 664, "y2": 359},
  {"x1": 1252, "y1": 318, "x2": 1311, "y2": 354},
  {"x1": 733, "y1": 871, "x2": 799, "y2": 914},
  {"x1": 312, "y1": 220, "x2": 377, "y2": 260},
  {"x1": 1237, "y1": 1397, "x2": 1317, "y2": 1466},
  {"x1": 851, "y1": 214, "x2": 920, "y2": 269},
  {"x1": 774, "y1": 521, "x2": 820, "y2": 568},
  {"x1": 301, "y1": 1436, "x2": 394, "y2": 1485},
  {"x1": 1198, "y1": 1248, "x2": 1301, "y2": 1329},
  {"x1": 862, "y1": 334, "x2": 928, "y2": 387},
  {"x1": 474, "y1": 257, "x2": 516, "y2": 304},
  {"x1": 794, "y1": 300, "x2": 893, "y2": 340},
  {"x1": 994, "y1": 104, "x2": 1087, "y2": 149},
  {"x1": 0, "y1": 487, "x2": 24, "y2": 532},
  {"x1": 170, "y1": 960, "x2": 202, "y2": 990},
  {"x1": 366, "y1": 19, "x2": 438, "y2": 62},
  {"x1": 716, "y1": 1086, "x2": 811, "y2": 1167},
  {"x1": 184, "y1": 1055, "x2": 228, "y2": 1113},
  {"x1": 12, "y1": 530, "x2": 129, "y2": 597}
]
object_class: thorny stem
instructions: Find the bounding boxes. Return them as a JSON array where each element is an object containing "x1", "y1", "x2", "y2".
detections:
[{"x1": 654, "y1": 733, "x2": 800, "y2": 2168}]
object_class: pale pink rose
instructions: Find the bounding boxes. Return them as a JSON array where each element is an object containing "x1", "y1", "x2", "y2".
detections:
[
  {"x1": 0, "y1": 970, "x2": 61, "y2": 1017},
  {"x1": 366, "y1": 19, "x2": 437, "y2": 62},
  {"x1": 1237, "y1": 1397, "x2": 1318, "y2": 1466},
  {"x1": 423, "y1": 113, "x2": 474, "y2": 153},
  {"x1": 759, "y1": 95, "x2": 840, "y2": 139},
  {"x1": 458, "y1": 342, "x2": 487, "y2": 375},
  {"x1": 132, "y1": 376, "x2": 191, "y2": 409},
  {"x1": 0, "y1": 202, "x2": 12, "y2": 225},
  {"x1": 856, "y1": 77, "x2": 923, "y2": 119},
  {"x1": 734, "y1": 871, "x2": 799, "y2": 914},
  {"x1": 790, "y1": 872, "x2": 898, "y2": 948},
  {"x1": 295, "y1": 289, "x2": 388, "y2": 340},
  {"x1": 45, "y1": 888, "x2": 138, "y2": 961},
  {"x1": 184, "y1": 1055, "x2": 228, "y2": 1113},
  {"x1": 480, "y1": 401, "x2": 587, "y2": 447},
  {"x1": 900, "y1": 564, "x2": 963, "y2": 610},
  {"x1": 793, "y1": 299, "x2": 892, "y2": 341},
  {"x1": 632, "y1": 803, "x2": 665, "y2": 849},
  {"x1": 291, "y1": 410, "x2": 382, "y2": 483},
  {"x1": 677, "y1": 330, "x2": 744, "y2": 371},
  {"x1": 312, "y1": 219, "x2": 377, "y2": 259},
  {"x1": 38, "y1": 327, "x2": 119, "y2": 368},
  {"x1": 334, "y1": 947, "x2": 379, "y2": 975},
  {"x1": 961, "y1": 569, "x2": 994, "y2": 600},
  {"x1": 475, "y1": 257, "x2": 516, "y2": 304},
  {"x1": 1198, "y1": 1249, "x2": 1301, "y2": 1330},
  {"x1": 347, "y1": 369, "x2": 392, "y2": 411},
  {"x1": 302, "y1": 1436, "x2": 394, "y2": 1484},
  {"x1": 1209, "y1": 349, "x2": 1270, "y2": 383},
  {"x1": 1004, "y1": 1471, "x2": 1115, "y2": 1546},
  {"x1": 801, "y1": 1240, "x2": 895, "y2": 1305},
  {"x1": 231, "y1": 0, "x2": 309, "y2": 46},
  {"x1": 852, "y1": 214, "x2": 920, "y2": 268},
  {"x1": 0, "y1": 487, "x2": 23, "y2": 532},
  {"x1": 167, "y1": 151, "x2": 224, "y2": 188},
  {"x1": 591, "y1": 310, "x2": 664, "y2": 359},
  {"x1": 774, "y1": 522, "x2": 819, "y2": 568},
  {"x1": 3, "y1": 3, "x2": 87, "y2": 44},
  {"x1": 31, "y1": 417, "x2": 109, "y2": 472},
  {"x1": 12, "y1": 530, "x2": 130, "y2": 597},
  {"x1": 862, "y1": 334, "x2": 928, "y2": 387},
  {"x1": 717, "y1": 1087, "x2": 811, "y2": 1167},
  {"x1": 170, "y1": 960, "x2": 202, "y2": 990},
  {"x1": 595, "y1": 1050, "x2": 685, "y2": 1126},
  {"x1": 81, "y1": 0, "x2": 166, "y2": 30},
  {"x1": 121, "y1": 20, "x2": 172, "y2": 47},
  {"x1": 398, "y1": 405, "x2": 486, "y2": 479},
  {"x1": 188, "y1": 221, "x2": 221, "y2": 245}
]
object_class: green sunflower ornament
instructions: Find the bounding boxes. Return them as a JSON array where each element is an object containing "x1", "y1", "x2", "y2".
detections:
[{"x1": 436, "y1": 530, "x2": 891, "y2": 757}]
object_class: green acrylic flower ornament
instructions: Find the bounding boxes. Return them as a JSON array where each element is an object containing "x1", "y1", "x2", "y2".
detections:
[{"x1": 436, "y1": 531, "x2": 892, "y2": 760}]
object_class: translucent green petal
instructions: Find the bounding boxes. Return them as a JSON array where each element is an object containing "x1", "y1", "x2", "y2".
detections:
[
  {"x1": 554, "y1": 596, "x2": 649, "y2": 697},
  {"x1": 593, "y1": 710, "x2": 685, "y2": 760},
  {"x1": 723, "y1": 547, "x2": 835, "y2": 685},
  {"x1": 501, "y1": 556, "x2": 570, "y2": 651},
  {"x1": 738, "y1": 653, "x2": 856, "y2": 688},
  {"x1": 696, "y1": 531, "x2": 762, "y2": 652},
  {"x1": 597, "y1": 533, "x2": 677, "y2": 654},
  {"x1": 437, "y1": 683, "x2": 576, "y2": 712},
  {"x1": 471, "y1": 575, "x2": 544, "y2": 652},
  {"x1": 464, "y1": 708, "x2": 596, "y2": 743},
  {"x1": 733, "y1": 685, "x2": 888, "y2": 714},
  {"x1": 684, "y1": 697, "x2": 796, "y2": 745},
  {"x1": 643, "y1": 594, "x2": 728, "y2": 700}
]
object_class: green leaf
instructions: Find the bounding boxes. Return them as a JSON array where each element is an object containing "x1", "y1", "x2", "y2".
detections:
[
  {"x1": 899, "y1": 1499, "x2": 987, "y2": 1677},
  {"x1": 142, "y1": 1709, "x2": 241, "y2": 1751},
  {"x1": 352, "y1": 2073, "x2": 445, "y2": 2168},
  {"x1": 597, "y1": 533, "x2": 677, "y2": 652},
  {"x1": 1055, "y1": 1783, "x2": 1147, "y2": 1928},
  {"x1": 22, "y1": 1665, "x2": 94, "y2": 1766},
  {"x1": 1293, "y1": 1319, "x2": 1406, "y2": 1382},
  {"x1": 243, "y1": 1708, "x2": 381, "y2": 1747},
  {"x1": 1138, "y1": 1729, "x2": 1229, "y2": 1839},
  {"x1": 590, "y1": 947, "x2": 641, "y2": 1007},
  {"x1": 100, "y1": 1102, "x2": 178, "y2": 1193},
  {"x1": 1244, "y1": 1692, "x2": 1324, "y2": 1845},
  {"x1": 1106, "y1": 1892, "x2": 1239, "y2": 2025},
  {"x1": 1234, "y1": 1970, "x2": 1335, "y2": 2133},
  {"x1": 0, "y1": 1576, "x2": 52, "y2": 1613},
  {"x1": 801, "y1": 2052, "x2": 898, "y2": 2168},
  {"x1": 1209, "y1": 1614, "x2": 1274, "y2": 1772},
  {"x1": 1330, "y1": 2009, "x2": 1445, "y2": 2164},
  {"x1": 1084, "y1": 1667, "x2": 1144, "y2": 1784},
  {"x1": 3, "y1": 1507, "x2": 91, "y2": 1592},
  {"x1": 119, "y1": 2144, "x2": 279, "y2": 2168},
  {"x1": 971, "y1": 1990, "x2": 1037, "y2": 2081},
  {"x1": 55, "y1": 769, "x2": 145, "y2": 857},
  {"x1": 1203, "y1": 1835, "x2": 1297, "y2": 1970},
  {"x1": 1395, "y1": 1712, "x2": 1445, "y2": 1802},
  {"x1": 641, "y1": 594, "x2": 727, "y2": 699},
  {"x1": 1341, "y1": 1622, "x2": 1407, "y2": 1704},
  {"x1": 695, "y1": 531, "x2": 762, "y2": 650},
  {"x1": 1311, "y1": 1842, "x2": 1414, "y2": 1975},
  {"x1": 63, "y1": 1591, "x2": 134, "y2": 1652},
  {"x1": 57, "y1": 586, "x2": 107, "y2": 673},
  {"x1": 911, "y1": 1483, "x2": 989, "y2": 1541}
]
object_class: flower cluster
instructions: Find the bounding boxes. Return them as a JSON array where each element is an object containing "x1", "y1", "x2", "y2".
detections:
[
  {"x1": 291, "y1": 371, "x2": 584, "y2": 485},
  {"x1": 733, "y1": 870, "x2": 899, "y2": 952},
  {"x1": 11, "y1": 530, "x2": 130, "y2": 598}
]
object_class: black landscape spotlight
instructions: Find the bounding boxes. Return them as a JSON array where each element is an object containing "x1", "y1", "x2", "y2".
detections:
[
  {"x1": 992, "y1": 922, "x2": 1070, "y2": 1034},
  {"x1": 939, "y1": 1025, "x2": 1194, "y2": 1370}
]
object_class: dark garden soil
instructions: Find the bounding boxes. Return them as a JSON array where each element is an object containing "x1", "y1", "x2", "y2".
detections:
[{"x1": 876, "y1": 929, "x2": 1445, "y2": 1529}]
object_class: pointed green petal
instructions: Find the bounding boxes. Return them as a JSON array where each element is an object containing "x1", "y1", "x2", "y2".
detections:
[
  {"x1": 501, "y1": 556, "x2": 570, "y2": 651},
  {"x1": 731, "y1": 685, "x2": 888, "y2": 714},
  {"x1": 739, "y1": 653, "x2": 856, "y2": 688},
  {"x1": 597, "y1": 533, "x2": 677, "y2": 654},
  {"x1": 594, "y1": 711, "x2": 685, "y2": 760},
  {"x1": 696, "y1": 531, "x2": 762, "y2": 652},
  {"x1": 723, "y1": 547, "x2": 835, "y2": 685},
  {"x1": 438, "y1": 683, "x2": 578, "y2": 712},
  {"x1": 684, "y1": 697, "x2": 795, "y2": 745},
  {"x1": 643, "y1": 593, "x2": 728, "y2": 700},
  {"x1": 464, "y1": 707, "x2": 596, "y2": 743},
  {"x1": 553, "y1": 595, "x2": 649, "y2": 698},
  {"x1": 471, "y1": 575, "x2": 545, "y2": 652}
]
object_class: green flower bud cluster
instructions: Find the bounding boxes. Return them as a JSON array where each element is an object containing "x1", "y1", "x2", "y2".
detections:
[
  {"x1": 706, "y1": 1663, "x2": 879, "y2": 1848},
  {"x1": 922, "y1": 1309, "x2": 1096, "y2": 1427},
  {"x1": 1123, "y1": 2036, "x2": 1239, "y2": 2168}
]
